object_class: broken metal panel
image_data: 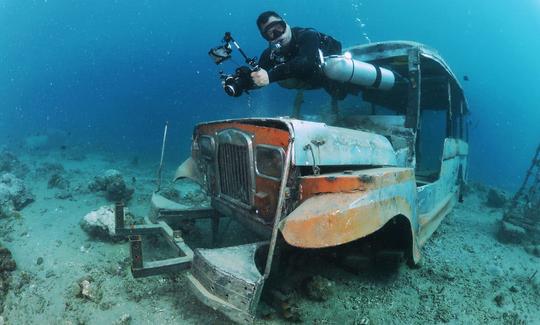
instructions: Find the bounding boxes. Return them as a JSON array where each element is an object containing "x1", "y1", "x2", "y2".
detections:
[
  {"x1": 187, "y1": 273, "x2": 253, "y2": 324},
  {"x1": 151, "y1": 191, "x2": 197, "y2": 211},
  {"x1": 188, "y1": 242, "x2": 268, "y2": 324},
  {"x1": 288, "y1": 119, "x2": 397, "y2": 167},
  {"x1": 173, "y1": 158, "x2": 203, "y2": 184},
  {"x1": 149, "y1": 191, "x2": 213, "y2": 224},
  {"x1": 280, "y1": 167, "x2": 418, "y2": 250},
  {"x1": 416, "y1": 139, "x2": 468, "y2": 243}
]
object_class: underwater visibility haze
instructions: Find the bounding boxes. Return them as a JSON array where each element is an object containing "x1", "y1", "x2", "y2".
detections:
[
  {"x1": 0, "y1": 0, "x2": 539, "y2": 189},
  {"x1": 0, "y1": 1, "x2": 539, "y2": 324}
]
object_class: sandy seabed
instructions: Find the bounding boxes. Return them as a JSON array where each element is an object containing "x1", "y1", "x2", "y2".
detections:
[{"x1": 0, "y1": 148, "x2": 539, "y2": 325}]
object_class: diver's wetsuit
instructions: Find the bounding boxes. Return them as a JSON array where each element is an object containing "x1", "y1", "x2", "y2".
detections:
[{"x1": 258, "y1": 27, "x2": 356, "y2": 99}]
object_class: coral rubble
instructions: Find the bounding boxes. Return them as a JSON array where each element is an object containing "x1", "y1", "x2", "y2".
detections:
[
  {"x1": 88, "y1": 169, "x2": 134, "y2": 202},
  {"x1": 80, "y1": 205, "x2": 134, "y2": 241},
  {"x1": 0, "y1": 245, "x2": 16, "y2": 313},
  {"x1": 0, "y1": 151, "x2": 28, "y2": 178},
  {"x1": 0, "y1": 173, "x2": 34, "y2": 218}
]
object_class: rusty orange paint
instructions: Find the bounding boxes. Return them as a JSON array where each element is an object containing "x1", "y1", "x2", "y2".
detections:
[
  {"x1": 299, "y1": 168, "x2": 414, "y2": 202},
  {"x1": 280, "y1": 193, "x2": 413, "y2": 248},
  {"x1": 299, "y1": 176, "x2": 366, "y2": 201},
  {"x1": 197, "y1": 122, "x2": 290, "y2": 147}
]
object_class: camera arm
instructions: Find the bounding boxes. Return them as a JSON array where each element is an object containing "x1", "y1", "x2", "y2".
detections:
[
  {"x1": 223, "y1": 32, "x2": 258, "y2": 69},
  {"x1": 210, "y1": 32, "x2": 260, "y2": 97}
]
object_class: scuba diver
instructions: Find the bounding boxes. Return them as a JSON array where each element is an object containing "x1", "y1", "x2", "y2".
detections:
[
  {"x1": 208, "y1": 11, "x2": 398, "y2": 120},
  {"x1": 250, "y1": 11, "x2": 353, "y2": 101}
]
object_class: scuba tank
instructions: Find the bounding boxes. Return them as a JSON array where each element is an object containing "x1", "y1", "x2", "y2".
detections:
[{"x1": 322, "y1": 53, "x2": 396, "y2": 91}]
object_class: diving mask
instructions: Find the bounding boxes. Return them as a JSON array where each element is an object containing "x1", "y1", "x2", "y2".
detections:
[{"x1": 261, "y1": 20, "x2": 286, "y2": 41}]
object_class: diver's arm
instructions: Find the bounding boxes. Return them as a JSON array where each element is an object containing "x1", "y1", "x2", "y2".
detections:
[
  {"x1": 250, "y1": 49, "x2": 272, "y2": 87},
  {"x1": 267, "y1": 31, "x2": 320, "y2": 82}
]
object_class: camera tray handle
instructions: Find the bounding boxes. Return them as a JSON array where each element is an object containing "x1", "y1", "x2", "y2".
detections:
[{"x1": 223, "y1": 32, "x2": 258, "y2": 70}]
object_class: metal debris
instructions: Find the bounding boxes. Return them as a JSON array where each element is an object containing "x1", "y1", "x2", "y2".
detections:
[{"x1": 499, "y1": 144, "x2": 540, "y2": 246}]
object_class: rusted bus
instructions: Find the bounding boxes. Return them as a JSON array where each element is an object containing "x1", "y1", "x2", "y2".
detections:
[{"x1": 121, "y1": 41, "x2": 471, "y2": 324}]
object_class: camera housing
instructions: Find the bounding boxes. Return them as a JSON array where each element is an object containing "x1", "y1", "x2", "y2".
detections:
[{"x1": 222, "y1": 66, "x2": 256, "y2": 97}]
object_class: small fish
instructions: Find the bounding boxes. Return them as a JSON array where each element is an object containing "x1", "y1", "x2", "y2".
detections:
[
  {"x1": 463, "y1": 75, "x2": 469, "y2": 81},
  {"x1": 60, "y1": 145, "x2": 67, "y2": 150}
]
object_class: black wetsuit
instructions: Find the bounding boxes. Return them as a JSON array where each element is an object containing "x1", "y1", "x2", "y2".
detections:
[{"x1": 258, "y1": 27, "x2": 354, "y2": 99}]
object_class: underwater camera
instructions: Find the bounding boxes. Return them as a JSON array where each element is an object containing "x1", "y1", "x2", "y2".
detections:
[
  {"x1": 221, "y1": 66, "x2": 255, "y2": 97},
  {"x1": 209, "y1": 32, "x2": 259, "y2": 97}
]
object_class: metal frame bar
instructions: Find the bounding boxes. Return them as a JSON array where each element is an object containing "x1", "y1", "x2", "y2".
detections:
[
  {"x1": 114, "y1": 202, "x2": 195, "y2": 278},
  {"x1": 406, "y1": 48, "x2": 421, "y2": 130},
  {"x1": 263, "y1": 139, "x2": 293, "y2": 278},
  {"x1": 446, "y1": 79, "x2": 453, "y2": 137}
]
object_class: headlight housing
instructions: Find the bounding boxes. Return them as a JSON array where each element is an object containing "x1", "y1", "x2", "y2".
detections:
[
  {"x1": 198, "y1": 135, "x2": 215, "y2": 160},
  {"x1": 255, "y1": 145, "x2": 284, "y2": 180}
]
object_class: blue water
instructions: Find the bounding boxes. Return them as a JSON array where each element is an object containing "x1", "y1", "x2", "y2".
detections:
[{"x1": 1, "y1": 0, "x2": 539, "y2": 190}]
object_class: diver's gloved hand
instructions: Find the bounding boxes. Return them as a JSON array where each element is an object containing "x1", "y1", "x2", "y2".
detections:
[{"x1": 251, "y1": 69, "x2": 269, "y2": 87}]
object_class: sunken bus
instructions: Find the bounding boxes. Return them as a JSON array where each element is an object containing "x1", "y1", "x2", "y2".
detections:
[{"x1": 116, "y1": 41, "x2": 469, "y2": 323}]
